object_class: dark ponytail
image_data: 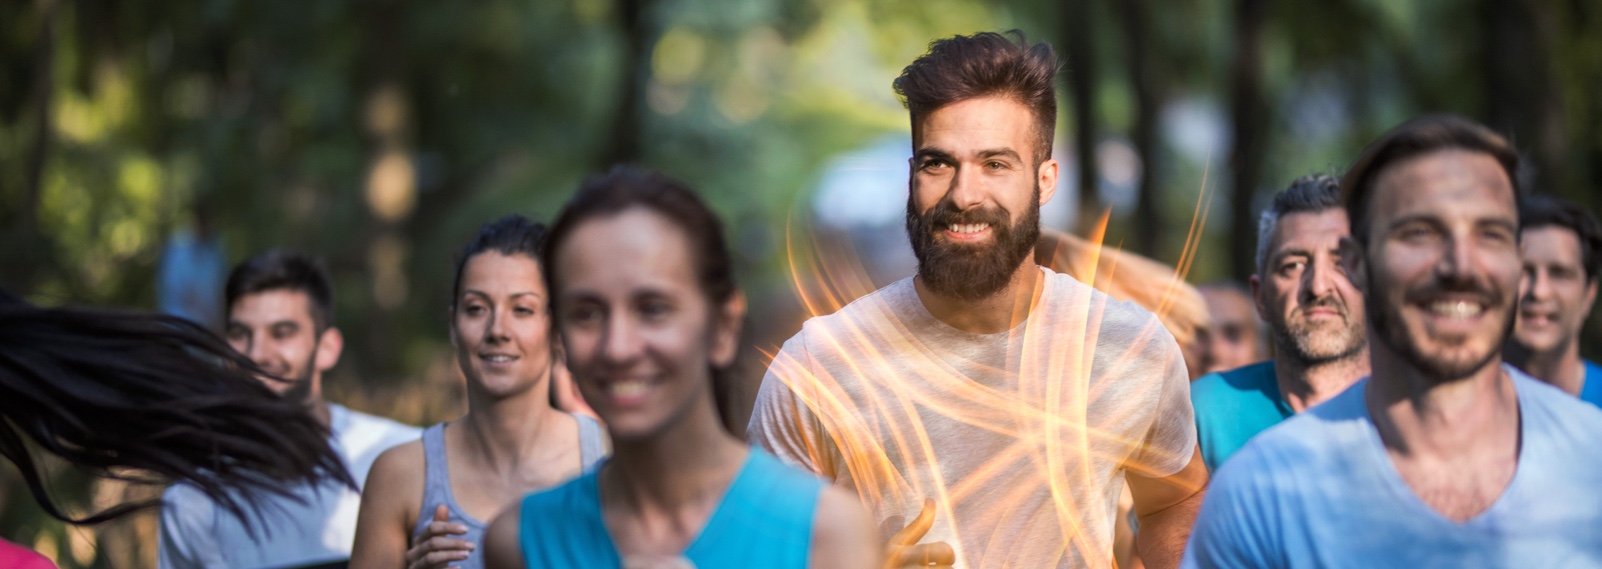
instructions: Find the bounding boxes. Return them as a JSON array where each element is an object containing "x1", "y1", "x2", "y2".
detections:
[{"x1": 0, "y1": 290, "x2": 353, "y2": 529}]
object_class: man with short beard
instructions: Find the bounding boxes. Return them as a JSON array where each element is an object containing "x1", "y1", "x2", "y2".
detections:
[
  {"x1": 749, "y1": 31, "x2": 1207, "y2": 569},
  {"x1": 1504, "y1": 193, "x2": 1602, "y2": 407},
  {"x1": 161, "y1": 250, "x2": 419, "y2": 569},
  {"x1": 1191, "y1": 174, "x2": 1369, "y2": 472},
  {"x1": 1184, "y1": 116, "x2": 1602, "y2": 568}
]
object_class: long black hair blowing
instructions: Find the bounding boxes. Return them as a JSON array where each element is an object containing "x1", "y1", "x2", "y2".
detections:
[{"x1": 0, "y1": 289, "x2": 353, "y2": 528}]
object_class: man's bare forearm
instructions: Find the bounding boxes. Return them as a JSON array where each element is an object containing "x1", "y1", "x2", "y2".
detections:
[{"x1": 1135, "y1": 489, "x2": 1204, "y2": 569}]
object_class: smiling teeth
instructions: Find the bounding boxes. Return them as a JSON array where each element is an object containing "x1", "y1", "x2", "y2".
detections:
[
  {"x1": 610, "y1": 380, "x2": 649, "y2": 397},
  {"x1": 949, "y1": 223, "x2": 988, "y2": 234},
  {"x1": 483, "y1": 355, "x2": 515, "y2": 363},
  {"x1": 1429, "y1": 301, "x2": 1482, "y2": 318}
]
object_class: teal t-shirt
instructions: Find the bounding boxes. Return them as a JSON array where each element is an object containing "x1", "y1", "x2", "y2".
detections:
[
  {"x1": 516, "y1": 448, "x2": 823, "y2": 568},
  {"x1": 1191, "y1": 362, "x2": 1292, "y2": 472},
  {"x1": 1582, "y1": 359, "x2": 1602, "y2": 408}
]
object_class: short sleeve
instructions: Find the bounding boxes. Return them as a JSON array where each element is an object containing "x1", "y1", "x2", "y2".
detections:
[
  {"x1": 1181, "y1": 451, "x2": 1281, "y2": 569},
  {"x1": 1126, "y1": 331, "x2": 1197, "y2": 477},
  {"x1": 158, "y1": 485, "x2": 225, "y2": 569},
  {"x1": 746, "y1": 333, "x2": 834, "y2": 479}
]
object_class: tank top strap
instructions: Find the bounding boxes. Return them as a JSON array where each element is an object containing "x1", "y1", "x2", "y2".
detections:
[
  {"x1": 575, "y1": 414, "x2": 607, "y2": 472},
  {"x1": 412, "y1": 423, "x2": 490, "y2": 543}
]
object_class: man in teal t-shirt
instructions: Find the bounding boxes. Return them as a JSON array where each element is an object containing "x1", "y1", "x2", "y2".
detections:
[
  {"x1": 1505, "y1": 193, "x2": 1602, "y2": 408},
  {"x1": 1191, "y1": 175, "x2": 1370, "y2": 471}
]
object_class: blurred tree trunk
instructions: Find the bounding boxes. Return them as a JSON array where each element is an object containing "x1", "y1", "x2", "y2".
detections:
[
  {"x1": 1065, "y1": 0, "x2": 1100, "y2": 232},
  {"x1": 19, "y1": 0, "x2": 56, "y2": 237},
  {"x1": 1481, "y1": 0, "x2": 1565, "y2": 192},
  {"x1": 604, "y1": 0, "x2": 653, "y2": 167},
  {"x1": 1227, "y1": 0, "x2": 1266, "y2": 282},
  {"x1": 2, "y1": 0, "x2": 59, "y2": 293},
  {"x1": 1120, "y1": 0, "x2": 1164, "y2": 258}
]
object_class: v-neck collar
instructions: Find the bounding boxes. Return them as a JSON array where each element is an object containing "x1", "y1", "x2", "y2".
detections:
[
  {"x1": 1356, "y1": 366, "x2": 1531, "y2": 529},
  {"x1": 589, "y1": 450, "x2": 759, "y2": 562}
]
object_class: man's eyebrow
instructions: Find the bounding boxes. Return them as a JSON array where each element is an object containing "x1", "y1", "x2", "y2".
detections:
[
  {"x1": 1271, "y1": 249, "x2": 1312, "y2": 263},
  {"x1": 913, "y1": 148, "x2": 955, "y2": 162},
  {"x1": 977, "y1": 148, "x2": 1022, "y2": 162}
]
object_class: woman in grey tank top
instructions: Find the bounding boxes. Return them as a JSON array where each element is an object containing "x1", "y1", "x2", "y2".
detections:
[{"x1": 349, "y1": 216, "x2": 608, "y2": 569}]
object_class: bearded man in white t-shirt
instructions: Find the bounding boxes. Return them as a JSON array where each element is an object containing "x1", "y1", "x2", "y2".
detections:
[{"x1": 748, "y1": 30, "x2": 1208, "y2": 569}]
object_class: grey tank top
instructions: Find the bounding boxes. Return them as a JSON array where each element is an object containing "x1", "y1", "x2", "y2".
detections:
[{"x1": 409, "y1": 415, "x2": 605, "y2": 569}]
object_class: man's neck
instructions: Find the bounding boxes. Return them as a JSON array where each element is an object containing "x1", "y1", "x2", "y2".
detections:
[
  {"x1": 1365, "y1": 345, "x2": 1519, "y2": 461},
  {"x1": 1513, "y1": 340, "x2": 1585, "y2": 397},
  {"x1": 308, "y1": 398, "x2": 332, "y2": 430},
  {"x1": 914, "y1": 259, "x2": 1043, "y2": 335},
  {"x1": 1274, "y1": 349, "x2": 1370, "y2": 413}
]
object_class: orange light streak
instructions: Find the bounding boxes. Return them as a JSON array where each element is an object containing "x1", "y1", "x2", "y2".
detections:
[{"x1": 765, "y1": 171, "x2": 1215, "y2": 567}]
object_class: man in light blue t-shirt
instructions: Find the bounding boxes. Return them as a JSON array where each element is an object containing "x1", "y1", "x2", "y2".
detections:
[
  {"x1": 160, "y1": 251, "x2": 419, "y2": 569},
  {"x1": 1191, "y1": 175, "x2": 1369, "y2": 472},
  {"x1": 1186, "y1": 116, "x2": 1602, "y2": 567},
  {"x1": 1505, "y1": 193, "x2": 1602, "y2": 408}
]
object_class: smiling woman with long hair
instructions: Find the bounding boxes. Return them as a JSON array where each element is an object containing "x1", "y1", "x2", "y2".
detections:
[
  {"x1": 480, "y1": 167, "x2": 878, "y2": 569},
  {"x1": 350, "y1": 215, "x2": 606, "y2": 569}
]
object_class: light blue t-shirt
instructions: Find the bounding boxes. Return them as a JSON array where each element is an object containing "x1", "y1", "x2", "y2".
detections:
[
  {"x1": 1191, "y1": 361, "x2": 1290, "y2": 472},
  {"x1": 1581, "y1": 359, "x2": 1602, "y2": 408},
  {"x1": 517, "y1": 448, "x2": 823, "y2": 568},
  {"x1": 1184, "y1": 365, "x2": 1602, "y2": 569},
  {"x1": 159, "y1": 404, "x2": 421, "y2": 569}
]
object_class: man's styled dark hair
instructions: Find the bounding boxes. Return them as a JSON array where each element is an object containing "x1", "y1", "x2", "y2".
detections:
[
  {"x1": 1340, "y1": 115, "x2": 1522, "y2": 247},
  {"x1": 452, "y1": 214, "x2": 547, "y2": 311},
  {"x1": 893, "y1": 30, "x2": 1059, "y2": 164},
  {"x1": 1521, "y1": 193, "x2": 1602, "y2": 282},
  {"x1": 543, "y1": 165, "x2": 740, "y2": 433},
  {"x1": 1256, "y1": 174, "x2": 1344, "y2": 273},
  {"x1": 225, "y1": 250, "x2": 336, "y2": 331}
]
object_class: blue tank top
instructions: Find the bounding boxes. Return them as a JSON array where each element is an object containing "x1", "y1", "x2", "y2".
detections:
[
  {"x1": 411, "y1": 415, "x2": 606, "y2": 569},
  {"x1": 517, "y1": 449, "x2": 823, "y2": 569}
]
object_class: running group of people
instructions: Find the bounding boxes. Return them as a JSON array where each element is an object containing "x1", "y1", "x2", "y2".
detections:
[{"x1": 4, "y1": 28, "x2": 1602, "y2": 569}]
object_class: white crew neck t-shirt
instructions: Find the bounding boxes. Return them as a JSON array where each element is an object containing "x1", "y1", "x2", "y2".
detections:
[
  {"x1": 1184, "y1": 366, "x2": 1602, "y2": 568},
  {"x1": 749, "y1": 268, "x2": 1195, "y2": 568},
  {"x1": 159, "y1": 403, "x2": 420, "y2": 569}
]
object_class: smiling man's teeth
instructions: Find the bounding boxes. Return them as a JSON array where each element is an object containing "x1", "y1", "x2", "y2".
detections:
[
  {"x1": 610, "y1": 380, "x2": 649, "y2": 397},
  {"x1": 948, "y1": 223, "x2": 989, "y2": 234},
  {"x1": 1429, "y1": 301, "x2": 1483, "y2": 318},
  {"x1": 482, "y1": 354, "x2": 515, "y2": 363}
]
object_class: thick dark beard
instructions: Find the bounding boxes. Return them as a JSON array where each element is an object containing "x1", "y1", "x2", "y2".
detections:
[
  {"x1": 906, "y1": 186, "x2": 1041, "y2": 301},
  {"x1": 279, "y1": 346, "x2": 321, "y2": 405},
  {"x1": 1365, "y1": 270, "x2": 1513, "y2": 382}
]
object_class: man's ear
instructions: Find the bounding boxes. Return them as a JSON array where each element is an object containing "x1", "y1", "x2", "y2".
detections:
[
  {"x1": 314, "y1": 327, "x2": 344, "y2": 373},
  {"x1": 709, "y1": 291, "x2": 748, "y2": 369},
  {"x1": 1037, "y1": 157, "x2": 1059, "y2": 206},
  {"x1": 1581, "y1": 278, "x2": 1599, "y2": 322},
  {"x1": 1337, "y1": 236, "x2": 1367, "y2": 294}
]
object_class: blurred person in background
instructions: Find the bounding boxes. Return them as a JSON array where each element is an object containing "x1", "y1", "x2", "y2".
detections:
[
  {"x1": 160, "y1": 250, "x2": 420, "y2": 569},
  {"x1": 749, "y1": 31, "x2": 1206, "y2": 569},
  {"x1": 1, "y1": 289, "x2": 352, "y2": 569},
  {"x1": 156, "y1": 198, "x2": 226, "y2": 330},
  {"x1": 1186, "y1": 116, "x2": 1602, "y2": 567},
  {"x1": 1192, "y1": 282, "x2": 1267, "y2": 378},
  {"x1": 352, "y1": 215, "x2": 606, "y2": 569},
  {"x1": 483, "y1": 167, "x2": 877, "y2": 569},
  {"x1": 1190, "y1": 174, "x2": 1369, "y2": 472},
  {"x1": 1504, "y1": 193, "x2": 1602, "y2": 407}
]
